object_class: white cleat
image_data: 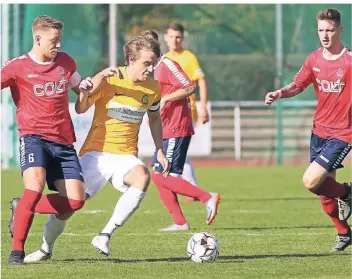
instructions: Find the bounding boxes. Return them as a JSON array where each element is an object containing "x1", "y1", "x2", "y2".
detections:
[
  {"x1": 91, "y1": 233, "x2": 111, "y2": 256},
  {"x1": 159, "y1": 223, "x2": 190, "y2": 232},
  {"x1": 205, "y1": 192, "x2": 221, "y2": 225},
  {"x1": 24, "y1": 249, "x2": 51, "y2": 263}
]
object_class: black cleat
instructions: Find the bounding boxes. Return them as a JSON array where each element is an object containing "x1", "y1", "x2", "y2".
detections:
[
  {"x1": 337, "y1": 182, "x2": 352, "y2": 221},
  {"x1": 8, "y1": 250, "x2": 25, "y2": 265},
  {"x1": 9, "y1": 198, "x2": 20, "y2": 238},
  {"x1": 331, "y1": 231, "x2": 351, "y2": 252}
]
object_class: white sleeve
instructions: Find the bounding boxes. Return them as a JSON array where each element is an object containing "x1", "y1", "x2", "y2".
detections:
[{"x1": 68, "y1": 71, "x2": 82, "y2": 88}]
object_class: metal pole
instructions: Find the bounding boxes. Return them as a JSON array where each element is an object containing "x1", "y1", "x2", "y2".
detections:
[
  {"x1": 13, "y1": 4, "x2": 20, "y2": 57},
  {"x1": 234, "y1": 106, "x2": 241, "y2": 160},
  {"x1": 275, "y1": 3, "x2": 283, "y2": 165},
  {"x1": 109, "y1": 4, "x2": 117, "y2": 67}
]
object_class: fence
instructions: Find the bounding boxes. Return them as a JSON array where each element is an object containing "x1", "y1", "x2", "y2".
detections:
[
  {"x1": 4, "y1": 100, "x2": 350, "y2": 169},
  {"x1": 211, "y1": 100, "x2": 314, "y2": 164}
]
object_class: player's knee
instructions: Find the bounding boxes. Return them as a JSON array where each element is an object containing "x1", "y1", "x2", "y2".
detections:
[
  {"x1": 126, "y1": 165, "x2": 151, "y2": 191},
  {"x1": 302, "y1": 174, "x2": 319, "y2": 192},
  {"x1": 68, "y1": 198, "x2": 85, "y2": 212}
]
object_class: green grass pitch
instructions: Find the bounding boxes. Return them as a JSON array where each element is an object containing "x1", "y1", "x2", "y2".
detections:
[{"x1": 1, "y1": 166, "x2": 351, "y2": 279}]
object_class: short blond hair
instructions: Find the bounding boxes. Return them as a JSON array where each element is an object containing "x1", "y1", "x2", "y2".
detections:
[
  {"x1": 32, "y1": 15, "x2": 64, "y2": 33},
  {"x1": 124, "y1": 35, "x2": 161, "y2": 65}
]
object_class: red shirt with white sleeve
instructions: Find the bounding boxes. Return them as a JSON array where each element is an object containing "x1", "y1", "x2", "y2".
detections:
[
  {"x1": 154, "y1": 56, "x2": 194, "y2": 139},
  {"x1": 294, "y1": 47, "x2": 352, "y2": 143},
  {"x1": 1, "y1": 52, "x2": 81, "y2": 145}
]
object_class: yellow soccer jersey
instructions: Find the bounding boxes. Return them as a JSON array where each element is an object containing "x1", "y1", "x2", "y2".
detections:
[
  {"x1": 165, "y1": 49, "x2": 204, "y2": 121},
  {"x1": 79, "y1": 67, "x2": 161, "y2": 157}
]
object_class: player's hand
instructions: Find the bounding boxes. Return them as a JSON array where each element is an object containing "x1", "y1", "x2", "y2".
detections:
[
  {"x1": 160, "y1": 98, "x2": 166, "y2": 110},
  {"x1": 199, "y1": 105, "x2": 210, "y2": 124},
  {"x1": 264, "y1": 90, "x2": 282, "y2": 106},
  {"x1": 157, "y1": 149, "x2": 170, "y2": 178},
  {"x1": 100, "y1": 67, "x2": 118, "y2": 78},
  {"x1": 79, "y1": 77, "x2": 93, "y2": 93}
]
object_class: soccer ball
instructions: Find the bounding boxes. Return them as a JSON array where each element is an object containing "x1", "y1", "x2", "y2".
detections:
[{"x1": 187, "y1": 232, "x2": 219, "y2": 263}]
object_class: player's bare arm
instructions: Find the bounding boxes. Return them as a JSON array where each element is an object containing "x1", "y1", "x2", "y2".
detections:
[
  {"x1": 88, "y1": 67, "x2": 118, "y2": 94},
  {"x1": 147, "y1": 110, "x2": 170, "y2": 177},
  {"x1": 264, "y1": 82, "x2": 304, "y2": 106},
  {"x1": 161, "y1": 84, "x2": 195, "y2": 108},
  {"x1": 198, "y1": 77, "x2": 210, "y2": 124},
  {"x1": 75, "y1": 77, "x2": 93, "y2": 113}
]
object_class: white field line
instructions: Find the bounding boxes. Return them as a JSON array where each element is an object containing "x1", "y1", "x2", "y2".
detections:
[{"x1": 79, "y1": 210, "x2": 107, "y2": 214}]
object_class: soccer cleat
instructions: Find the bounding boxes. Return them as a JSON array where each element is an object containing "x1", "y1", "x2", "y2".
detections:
[
  {"x1": 159, "y1": 223, "x2": 190, "y2": 232},
  {"x1": 9, "y1": 198, "x2": 20, "y2": 238},
  {"x1": 331, "y1": 232, "x2": 351, "y2": 252},
  {"x1": 8, "y1": 250, "x2": 25, "y2": 265},
  {"x1": 337, "y1": 182, "x2": 351, "y2": 221},
  {"x1": 91, "y1": 233, "x2": 111, "y2": 256},
  {"x1": 205, "y1": 193, "x2": 221, "y2": 225},
  {"x1": 183, "y1": 197, "x2": 200, "y2": 203},
  {"x1": 24, "y1": 249, "x2": 52, "y2": 263}
]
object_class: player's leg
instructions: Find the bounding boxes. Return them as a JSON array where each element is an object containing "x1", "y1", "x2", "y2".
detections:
[
  {"x1": 303, "y1": 134, "x2": 351, "y2": 251},
  {"x1": 319, "y1": 171, "x2": 351, "y2": 252},
  {"x1": 92, "y1": 155, "x2": 149, "y2": 256},
  {"x1": 182, "y1": 121, "x2": 200, "y2": 202},
  {"x1": 8, "y1": 136, "x2": 49, "y2": 265},
  {"x1": 155, "y1": 183, "x2": 190, "y2": 231},
  {"x1": 182, "y1": 157, "x2": 200, "y2": 202},
  {"x1": 152, "y1": 136, "x2": 220, "y2": 227},
  {"x1": 33, "y1": 142, "x2": 85, "y2": 215},
  {"x1": 24, "y1": 151, "x2": 109, "y2": 263},
  {"x1": 302, "y1": 135, "x2": 351, "y2": 208}
]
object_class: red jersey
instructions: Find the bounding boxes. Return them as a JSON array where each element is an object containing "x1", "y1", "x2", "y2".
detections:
[
  {"x1": 1, "y1": 52, "x2": 81, "y2": 145},
  {"x1": 154, "y1": 56, "x2": 194, "y2": 139},
  {"x1": 294, "y1": 47, "x2": 352, "y2": 143}
]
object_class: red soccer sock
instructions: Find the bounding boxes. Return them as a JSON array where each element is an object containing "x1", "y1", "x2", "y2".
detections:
[
  {"x1": 34, "y1": 194, "x2": 85, "y2": 215},
  {"x1": 315, "y1": 177, "x2": 347, "y2": 198},
  {"x1": 12, "y1": 189, "x2": 42, "y2": 251},
  {"x1": 152, "y1": 172, "x2": 211, "y2": 203},
  {"x1": 152, "y1": 176, "x2": 187, "y2": 225},
  {"x1": 320, "y1": 196, "x2": 350, "y2": 235}
]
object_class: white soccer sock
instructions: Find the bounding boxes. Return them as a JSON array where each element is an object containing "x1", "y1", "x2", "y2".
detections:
[
  {"x1": 182, "y1": 158, "x2": 198, "y2": 187},
  {"x1": 101, "y1": 186, "x2": 146, "y2": 236},
  {"x1": 41, "y1": 214, "x2": 67, "y2": 254}
]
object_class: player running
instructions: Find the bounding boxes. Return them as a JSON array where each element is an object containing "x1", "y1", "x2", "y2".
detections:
[
  {"x1": 164, "y1": 23, "x2": 210, "y2": 202},
  {"x1": 141, "y1": 30, "x2": 220, "y2": 232},
  {"x1": 1, "y1": 16, "x2": 86, "y2": 265},
  {"x1": 264, "y1": 8, "x2": 351, "y2": 252}
]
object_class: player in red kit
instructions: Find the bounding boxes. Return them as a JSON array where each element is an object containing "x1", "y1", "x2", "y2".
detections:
[
  {"x1": 142, "y1": 30, "x2": 220, "y2": 231},
  {"x1": 265, "y1": 9, "x2": 351, "y2": 252},
  {"x1": 1, "y1": 16, "x2": 86, "y2": 264}
]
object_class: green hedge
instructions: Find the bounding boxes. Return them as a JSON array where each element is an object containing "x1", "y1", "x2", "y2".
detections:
[{"x1": 199, "y1": 54, "x2": 275, "y2": 101}]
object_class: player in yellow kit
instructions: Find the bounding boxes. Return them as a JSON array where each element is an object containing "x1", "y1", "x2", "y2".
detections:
[
  {"x1": 24, "y1": 36, "x2": 170, "y2": 262},
  {"x1": 165, "y1": 22, "x2": 210, "y2": 202}
]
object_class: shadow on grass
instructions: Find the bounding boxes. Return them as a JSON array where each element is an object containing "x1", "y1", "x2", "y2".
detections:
[{"x1": 56, "y1": 252, "x2": 351, "y2": 264}]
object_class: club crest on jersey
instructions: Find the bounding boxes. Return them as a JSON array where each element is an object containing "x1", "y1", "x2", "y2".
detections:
[
  {"x1": 57, "y1": 66, "x2": 65, "y2": 76},
  {"x1": 336, "y1": 68, "x2": 344, "y2": 79},
  {"x1": 142, "y1": 95, "x2": 148, "y2": 105}
]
